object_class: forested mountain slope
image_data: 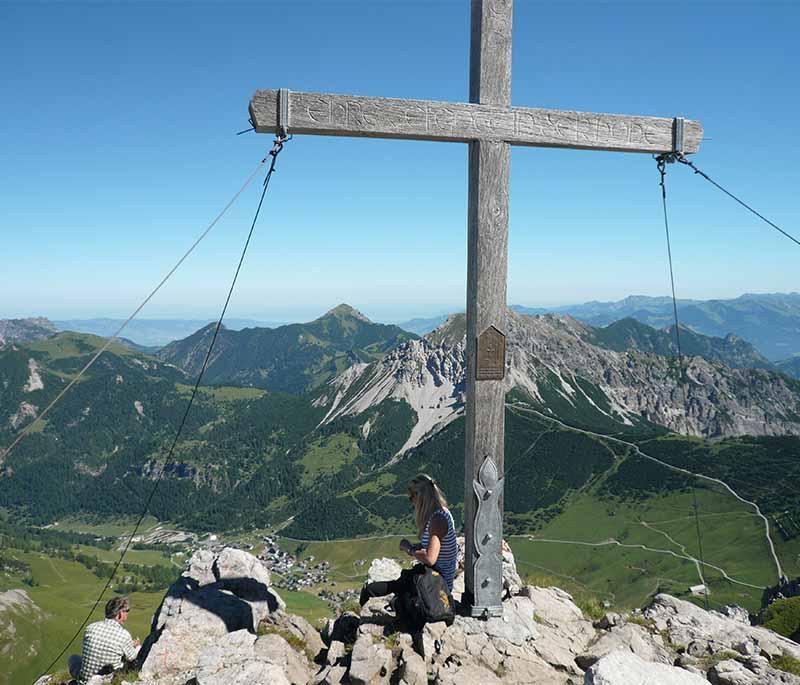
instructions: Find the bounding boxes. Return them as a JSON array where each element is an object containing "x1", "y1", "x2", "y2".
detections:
[
  {"x1": 157, "y1": 304, "x2": 415, "y2": 394},
  {"x1": 1, "y1": 311, "x2": 799, "y2": 553}
]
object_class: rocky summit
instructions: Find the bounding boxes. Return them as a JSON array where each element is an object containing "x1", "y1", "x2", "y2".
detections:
[{"x1": 34, "y1": 545, "x2": 800, "y2": 685}]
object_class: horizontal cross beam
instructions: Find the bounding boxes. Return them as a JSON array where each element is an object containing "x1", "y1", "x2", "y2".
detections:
[{"x1": 250, "y1": 89, "x2": 702, "y2": 154}]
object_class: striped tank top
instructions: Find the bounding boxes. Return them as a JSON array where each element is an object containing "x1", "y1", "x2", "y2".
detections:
[{"x1": 419, "y1": 507, "x2": 458, "y2": 591}]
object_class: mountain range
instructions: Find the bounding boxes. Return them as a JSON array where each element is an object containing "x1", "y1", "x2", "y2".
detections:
[
  {"x1": 400, "y1": 293, "x2": 800, "y2": 363},
  {"x1": 52, "y1": 317, "x2": 287, "y2": 347},
  {"x1": 513, "y1": 292, "x2": 800, "y2": 361},
  {"x1": 157, "y1": 305, "x2": 416, "y2": 394},
  {"x1": 1, "y1": 305, "x2": 799, "y2": 542},
  {"x1": 10, "y1": 292, "x2": 799, "y2": 364}
]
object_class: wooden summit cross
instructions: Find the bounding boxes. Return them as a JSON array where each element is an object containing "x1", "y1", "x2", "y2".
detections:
[{"x1": 250, "y1": 0, "x2": 703, "y2": 617}]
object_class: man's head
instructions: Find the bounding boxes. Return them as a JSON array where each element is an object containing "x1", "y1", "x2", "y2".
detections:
[{"x1": 105, "y1": 596, "x2": 130, "y2": 623}]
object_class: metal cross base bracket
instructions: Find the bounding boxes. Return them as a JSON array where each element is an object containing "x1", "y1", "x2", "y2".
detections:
[{"x1": 470, "y1": 455, "x2": 505, "y2": 618}]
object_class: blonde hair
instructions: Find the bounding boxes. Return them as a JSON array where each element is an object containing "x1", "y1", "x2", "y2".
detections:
[{"x1": 408, "y1": 474, "x2": 448, "y2": 537}]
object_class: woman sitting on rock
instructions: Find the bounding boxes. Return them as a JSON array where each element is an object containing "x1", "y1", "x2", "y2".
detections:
[{"x1": 360, "y1": 473, "x2": 458, "y2": 607}]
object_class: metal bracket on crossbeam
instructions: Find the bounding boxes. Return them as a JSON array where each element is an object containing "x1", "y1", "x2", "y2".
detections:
[
  {"x1": 672, "y1": 117, "x2": 685, "y2": 156},
  {"x1": 278, "y1": 88, "x2": 290, "y2": 138}
]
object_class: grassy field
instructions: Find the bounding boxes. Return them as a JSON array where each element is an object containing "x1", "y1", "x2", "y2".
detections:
[
  {"x1": 299, "y1": 433, "x2": 361, "y2": 485},
  {"x1": 510, "y1": 486, "x2": 784, "y2": 613},
  {"x1": 53, "y1": 515, "x2": 162, "y2": 538},
  {"x1": 279, "y1": 589, "x2": 333, "y2": 625}
]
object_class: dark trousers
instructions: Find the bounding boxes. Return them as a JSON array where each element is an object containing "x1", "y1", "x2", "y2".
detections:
[{"x1": 361, "y1": 564, "x2": 425, "y2": 605}]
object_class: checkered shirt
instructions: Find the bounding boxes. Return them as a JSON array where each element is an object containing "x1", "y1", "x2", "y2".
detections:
[{"x1": 78, "y1": 619, "x2": 138, "y2": 683}]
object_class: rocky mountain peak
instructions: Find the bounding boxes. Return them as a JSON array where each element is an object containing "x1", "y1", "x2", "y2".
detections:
[
  {"x1": 322, "y1": 303, "x2": 372, "y2": 323},
  {"x1": 0, "y1": 317, "x2": 56, "y2": 347},
  {"x1": 317, "y1": 308, "x2": 800, "y2": 448}
]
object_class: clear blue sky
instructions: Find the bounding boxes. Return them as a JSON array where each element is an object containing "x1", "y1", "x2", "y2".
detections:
[{"x1": 2, "y1": 0, "x2": 798, "y2": 323}]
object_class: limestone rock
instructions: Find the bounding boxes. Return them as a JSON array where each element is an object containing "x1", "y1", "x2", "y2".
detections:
[
  {"x1": 326, "y1": 640, "x2": 347, "y2": 667},
  {"x1": 416, "y1": 594, "x2": 576, "y2": 684},
  {"x1": 367, "y1": 558, "x2": 402, "y2": 584},
  {"x1": 213, "y1": 546, "x2": 272, "y2": 587},
  {"x1": 707, "y1": 659, "x2": 761, "y2": 685},
  {"x1": 584, "y1": 649, "x2": 709, "y2": 684},
  {"x1": 193, "y1": 630, "x2": 312, "y2": 685},
  {"x1": 720, "y1": 605, "x2": 751, "y2": 625},
  {"x1": 395, "y1": 633, "x2": 427, "y2": 685},
  {"x1": 313, "y1": 664, "x2": 348, "y2": 684},
  {"x1": 451, "y1": 571, "x2": 465, "y2": 603},
  {"x1": 501, "y1": 539, "x2": 523, "y2": 598},
  {"x1": 435, "y1": 663, "x2": 503, "y2": 685},
  {"x1": 321, "y1": 617, "x2": 335, "y2": 645},
  {"x1": 523, "y1": 586, "x2": 595, "y2": 674},
  {"x1": 138, "y1": 547, "x2": 287, "y2": 683},
  {"x1": 708, "y1": 656, "x2": 800, "y2": 685},
  {"x1": 185, "y1": 548, "x2": 217, "y2": 585},
  {"x1": 576, "y1": 623, "x2": 673, "y2": 669},
  {"x1": 595, "y1": 612, "x2": 621, "y2": 630},
  {"x1": 349, "y1": 629, "x2": 394, "y2": 685},
  {"x1": 645, "y1": 594, "x2": 800, "y2": 662},
  {"x1": 259, "y1": 611, "x2": 325, "y2": 661},
  {"x1": 360, "y1": 596, "x2": 396, "y2": 624}
]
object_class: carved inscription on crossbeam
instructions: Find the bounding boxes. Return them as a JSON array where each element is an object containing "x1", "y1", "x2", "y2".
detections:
[{"x1": 250, "y1": 90, "x2": 703, "y2": 154}]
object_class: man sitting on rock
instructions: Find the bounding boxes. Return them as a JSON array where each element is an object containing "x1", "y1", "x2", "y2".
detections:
[{"x1": 69, "y1": 596, "x2": 140, "y2": 683}]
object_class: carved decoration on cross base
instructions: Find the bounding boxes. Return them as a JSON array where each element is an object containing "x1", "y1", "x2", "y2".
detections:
[{"x1": 471, "y1": 454, "x2": 504, "y2": 617}]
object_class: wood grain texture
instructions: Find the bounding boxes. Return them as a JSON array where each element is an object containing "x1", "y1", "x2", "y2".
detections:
[
  {"x1": 464, "y1": 138, "x2": 510, "y2": 610},
  {"x1": 470, "y1": 0, "x2": 513, "y2": 105},
  {"x1": 249, "y1": 89, "x2": 703, "y2": 154},
  {"x1": 463, "y1": 0, "x2": 513, "y2": 615}
]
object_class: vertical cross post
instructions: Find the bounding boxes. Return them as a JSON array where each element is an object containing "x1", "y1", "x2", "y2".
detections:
[{"x1": 464, "y1": 0, "x2": 512, "y2": 618}]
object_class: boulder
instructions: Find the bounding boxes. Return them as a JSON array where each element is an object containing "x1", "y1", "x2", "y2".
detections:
[
  {"x1": 576, "y1": 623, "x2": 673, "y2": 669},
  {"x1": 395, "y1": 632, "x2": 427, "y2": 685},
  {"x1": 594, "y1": 612, "x2": 621, "y2": 630},
  {"x1": 193, "y1": 629, "x2": 313, "y2": 685},
  {"x1": 522, "y1": 586, "x2": 596, "y2": 674},
  {"x1": 584, "y1": 649, "x2": 709, "y2": 684},
  {"x1": 360, "y1": 596, "x2": 396, "y2": 624},
  {"x1": 501, "y1": 539, "x2": 523, "y2": 598},
  {"x1": 367, "y1": 558, "x2": 402, "y2": 584},
  {"x1": 313, "y1": 664, "x2": 348, "y2": 684},
  {"x1": 719, "y1": 605, "x2": 751, "y2": 625},
  {"x1": 259, "y1": 611, "x2": 325, "y2": 661},
  {"x1": 138, "y1": 547, "x2": 288, "y2": 683},
  {"x1": 708, "y1": 656, "x2": 800, "y2": 685},
  {"x1": 349, "y1": 629, "x2": 394, "y2": 685},
  {"x1": 645, "y1": 594, "x2": 800, "y2": 662},
  {"x1": 326, "y1": 640, "x2": 347, "y2": 667},
  {"x1": 417, "y1": 593, "x2": 578, "y2": 684},
  {"x1": 707, "y1": 659, "x2": 760, "y2": 685}
]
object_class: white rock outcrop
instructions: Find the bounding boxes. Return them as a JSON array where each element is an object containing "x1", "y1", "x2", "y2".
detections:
[
  {"x1": 367, "y1": 558, "x2": 402, "y2": 584},
  {"x1": 35, "y1": 549, "x2": 800, "y2": 685},
  {"x1": 138, "y1": 547, "x2": 298, "y2": 684},
  {"x1": 584, "y1": 649, "x2": 709, "y2": 684},
  {"x1": 645, "y1": 593, "x2": 800, "y2": 662}
]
